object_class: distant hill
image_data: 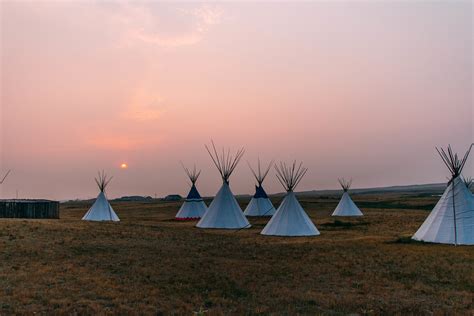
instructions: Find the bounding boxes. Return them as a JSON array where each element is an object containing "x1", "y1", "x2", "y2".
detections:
[
  {"x1": 113, "y1": 196, "x2": 154, "y2": 202},
  {"x1": 233, "y1": 183, "x2": 448, "y2": 199},
  {"x1": 296, "y1": 182, "x2": 447, "y2": 197},
  {"x1": 63, "y1": 182, "x2": 452, "y2": 203}
]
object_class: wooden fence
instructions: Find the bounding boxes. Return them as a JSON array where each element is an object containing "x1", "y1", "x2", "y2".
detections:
[{"x1": 0, "y1": 200, "x2": 60, "y2": 219}]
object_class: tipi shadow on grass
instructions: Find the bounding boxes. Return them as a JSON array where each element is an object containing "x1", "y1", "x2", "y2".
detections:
[
  {"x1": 196, "y1": 141, "x2": 250, "y2": 229},
  {"x1": 82, "y1": 171, "x2": 120, "y2": 222},
  {"x1": 261, "y1": 161, "x2": 319, "y2": 237}
]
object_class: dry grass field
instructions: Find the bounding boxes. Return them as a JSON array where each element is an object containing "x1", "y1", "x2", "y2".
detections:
[{"x1": 1, "y1": 192, "x2": 473, "y2": 315}]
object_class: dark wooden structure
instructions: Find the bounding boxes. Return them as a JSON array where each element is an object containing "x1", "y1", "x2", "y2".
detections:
[{"x1": 0, "y1": 200, "x2": 59, "y2": 219}]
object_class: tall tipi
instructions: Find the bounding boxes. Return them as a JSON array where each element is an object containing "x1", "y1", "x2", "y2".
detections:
[
  {"x1": 196, "y1": 141, "x2": 250, "y2": 229},
  {"x1": 332, "y1": 178, "x2": 363, "y2": 216},
  {"x1": 261, "y1": 161, "x2": 320, "y2": 236},
  {"x1": 244, "y1": 159, "x2": 276, "y2": 217},
  {"x1": 412, "y1": 145, "x2": 474, "y2": 245},
  {"x1": 82, "y1": 171, "x2": 120, "y2": 222},
  {"x1": 175, "y1": 164, "x2": 207, "y2": 220}
]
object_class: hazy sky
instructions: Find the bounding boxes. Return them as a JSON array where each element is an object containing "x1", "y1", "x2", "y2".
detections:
[{"x1": 1, "y1": 1, "x2": 472, "y2": 200}]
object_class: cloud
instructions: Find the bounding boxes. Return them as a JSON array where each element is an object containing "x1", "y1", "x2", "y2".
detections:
[
  {"x1": 82, "y1": 87, "x2": 167, "y2": 150},
  {"x1": 121, "y1": 89, "x2": 165, "y2": 122},
  {"x1": 109, "y1": 3, "x2": 223, "y2": 48},
  {"x1": 123, "y1": 106, "x2": 162, "y2": 122},
  {"x1": 185, "y1": 5, "x2": 224, "y2": 29},
  {"x1": 84, "y1": 112, "x2": 164, "y2": 150}
]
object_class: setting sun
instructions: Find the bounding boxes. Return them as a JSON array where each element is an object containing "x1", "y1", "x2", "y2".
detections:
[{"x1": 120, "y1": 163, "x2": 128, "y2": 169}]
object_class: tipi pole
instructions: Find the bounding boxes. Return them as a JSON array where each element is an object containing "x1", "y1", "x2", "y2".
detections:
[
  {"x1": 451, "y1": 180, "x2": 458, "y2": 246},
  {"x1": 0, "y1": 170, "x2": 11, "y2": 184},
  {"x1": 109, "y1": 198, "x2": 113, "y2": 221}
]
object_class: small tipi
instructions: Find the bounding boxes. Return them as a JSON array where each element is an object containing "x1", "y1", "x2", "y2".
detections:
[
  {"x1": 332, "y1": 178, "x2": 363, "y2": 216},
  {"x1": 175, "y1": 164, "x2": 207, "y2": 220},
  {"x1": 196, "y1": 141, "x2": 250, "y2": 229},
  {"x1": 82, "y1": 171, "x2": 120, "y2": 222},
  {"x1": 261, "y1": 161, "x2": 320, "y2": 236},
  {"x1": 463, "y1": 176, "x2": 473, "y2": 196},
  {"x1": 244, "y1": 159, "x2": 276, "y2": 217},
  {"x1": 412, "y1": 145, "x2": 474, "y2": 245}
]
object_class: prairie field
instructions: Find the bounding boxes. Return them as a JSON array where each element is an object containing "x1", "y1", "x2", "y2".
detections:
[{"x1": 0, "y1": 192, "x2": 473, "y2": 315}]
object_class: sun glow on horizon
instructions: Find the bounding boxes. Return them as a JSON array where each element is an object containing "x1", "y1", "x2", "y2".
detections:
[{"x1": 120, "y1": 163, "x2": 128, "y2": 169}]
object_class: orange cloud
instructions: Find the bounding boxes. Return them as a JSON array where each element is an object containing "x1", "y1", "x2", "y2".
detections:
[{"x1": 121, "y1": 88, "x2": 165, "y2": 122}]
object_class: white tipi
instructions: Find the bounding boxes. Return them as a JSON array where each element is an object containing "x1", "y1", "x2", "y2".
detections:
[
  {"x1": 244, "y1": 159, "x2": 276, "y2": 217},
  {"x1": 196, "y1": 141, "x2": 250, "y2": 229},
  {"x1": 175, "y1": 164, "x2": 207, "y2": 220},
  {"x1": 82, "y1": 171, "x2": 120, "y2": 222},
  {"x1": 463, "y1": 176, "x2": 473, "y2": 197},
  {"x1": 332, "y1": 178, "x2": 363, "y2": 217},
  {"x1": 412, "y1": 145, "x2": 474, "y2": 245},
  {"x1": 261, "y1": 161, "x2": 320, "y2": 236}
]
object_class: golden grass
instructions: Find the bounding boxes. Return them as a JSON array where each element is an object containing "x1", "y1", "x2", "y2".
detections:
[{"x1": 0, "y1": 193, "x2": 473, "y2": 315}]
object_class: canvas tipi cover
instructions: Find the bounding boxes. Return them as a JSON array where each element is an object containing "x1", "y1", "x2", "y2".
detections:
[
  {"x1": 332, "y1": 179, "x2": 363, "y2": 216},
  {"x1": 82, "y1": 171, "x2": 120, "y2": 222},
  {"x1": 412, "y1": 176, "x2": 473, "y2": 245},
  {"x1": 197, "y1": 182, "x2": 250, "y2": 228},
  {"x1": 261, "y1": 161, "x2": 319, "y2": 236},
  {"x1": 244, "y1": 185, "x2": 276, "y2": 217},
  {"x1": 412, "y1": 145, "x2": 473, "y2": 245},
  {"x1": 196, "y1": 141, "x2": 250, "y2": 229},
  {"x1": 463, "y1": 177, "x2": 473, "y2": 197},
  {"x1": 244, "y1": 159, "x2": 276, "y2": 217},
  {"x1": 176, "y1": 164, "x2": 207, "y2": 220}
]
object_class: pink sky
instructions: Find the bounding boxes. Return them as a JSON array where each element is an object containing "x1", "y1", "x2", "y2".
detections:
[{"x1": 0, "y1": 1, "x2": 472, "y2": 200}]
